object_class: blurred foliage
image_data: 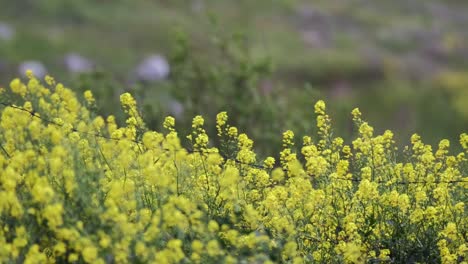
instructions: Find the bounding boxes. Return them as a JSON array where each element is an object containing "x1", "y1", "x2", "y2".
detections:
[
  {"x1": 436, "y1": 72, "x2": 468, "y2": 119},
  {"x1": 0, "y1": 0, "x2": 467, "y2": 156}
]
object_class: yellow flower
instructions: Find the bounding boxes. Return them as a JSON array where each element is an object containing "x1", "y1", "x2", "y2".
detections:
[
  {"x1": 378, "y1": 249, "x2": 390, "y2": 261},
  {"x1": 314, "y1": 100, "x2": 326, "y2": 115},
  {"x1": 43, "y1": 203, "x2": 63, "y2": 229},
  {"x1": 10, "y1": 78, "x2": 27, "y2": 96},
  {"x1": 166, "y1": 239, "x2": 185, "y2": 262},
  {"x1": 216, "y1": 111, "x2": 228, "y2": 128},
  {"x1": 282, "y1": 130, "x2": 295, "y2": 147},
  {"x1": 351, "y1": 108, "x2": 362, "y2": 120},
  {"x1": 24, "y1": 244, "x2": 47, "y2": 264},
  {"x1": 53, "y1": 242, "x2": 67, "y2": 256},
  {"x1": 264, "y1": 156, "x2": 276, "y2": 169},
  {"x1": 206, "y1": 240, "x2": 220, "y2": 257},
  {"x1": 83, "y1": 90, "x2": 95, "y2": 105},
  {"x1": 25, "y1": 69, "x2": 34, "y2": 79},
  {"x1": 358, "y1": 122, "x2": 374, "y2": 138},
  {"x1": 342, "y1": 242, "x2": 364, "y2": 264},
  {"x1": 283, "y1": 241, "x2": 298, "y2": 259},
  {"x1": 68, "y1": 253, "x2": 79, "y2": 262},
  {"x1": 45, "y1": 75, "x2": 55, "y2": 86},
  {"x1": 191, "y1": 240, "x2": 204, "y2": 253},
  {"x1": 208, "y1": 220, "x2": 220, "y2": 233},
  {"x1": 82, "y1": 246, "x2": 98, "y2": 263},
  {"x1": 1, "y1": 75, "x2": 467, "y2": 263},
  {"x1": 192, "y1": 115, "x2": 204, "y2": 128},
  {"x1": 99, "y1": 235, "x2": 111, "y2": 248},
  {"x1": 135, "y1": 241, "x2": 148, "y2": 260},
  {"x1": 23, "y1": 101, "x2": 33, "y2": 112},
  {"x1": 163, "y1": 116, "x2": 176, "y2": 131},
  {"x1": 228, "y1": 126, "x2": 238, "y2": 137},
  {"x1": 120, "y1": 92, "x2": 136, "y2": 108},
  {"x1": 31, "y1": 178, "x2": 54, "y2": 203},
  {"x1": 460, "y1": 133, "x2": 468, "y2": 149}
]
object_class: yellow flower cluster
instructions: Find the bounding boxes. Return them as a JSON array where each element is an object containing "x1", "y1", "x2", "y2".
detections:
[{"x1": 0, "y1": 75, "x2": 466, "y2": 263}]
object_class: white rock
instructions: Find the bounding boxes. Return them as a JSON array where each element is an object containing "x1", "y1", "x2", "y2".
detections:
[
  {"x1": 136, "y1": 54, "x2": 170, "y2": 82},
  {"x1": 0, "y1": 22, "x2": 14, "y2": 41},
  {"x1": 64, "y1": 53, "x2": 94, "y2": 73},
  {"x1": 18, "y1": 61, "x2": 47, "y2": 79}
]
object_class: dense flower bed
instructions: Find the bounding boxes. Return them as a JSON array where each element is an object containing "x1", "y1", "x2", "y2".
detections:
[{"x1": 0, "y1": 73, "x2": 467, "y2": 263}]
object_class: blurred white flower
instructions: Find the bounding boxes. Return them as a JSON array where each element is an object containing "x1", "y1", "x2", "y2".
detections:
[
  {"x1": 18, "y1": 61, "x2": 47, "y2": 79},
  {"x1": 136, "y1": 54, "x2": 170, "y2": 82},
  {"x1": 0, "y1": 22, "x2": 14, "y2": 41},
  {"x1": 64, "y1": 53, "x2": 94, "y2": 73}
]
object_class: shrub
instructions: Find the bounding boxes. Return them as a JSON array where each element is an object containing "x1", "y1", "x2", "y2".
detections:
[{"x1": 0, "y1": 73, "x2": 466, "y2": 263}]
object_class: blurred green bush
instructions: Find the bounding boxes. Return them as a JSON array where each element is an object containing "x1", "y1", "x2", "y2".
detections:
[{"x1": 0, "y1": 0, "x2": 467, "y2": 157}]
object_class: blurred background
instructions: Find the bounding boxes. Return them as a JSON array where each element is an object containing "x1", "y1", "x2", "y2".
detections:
[{"x1": 0, "y1": 0, "x2": 467, "y2": 156}]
